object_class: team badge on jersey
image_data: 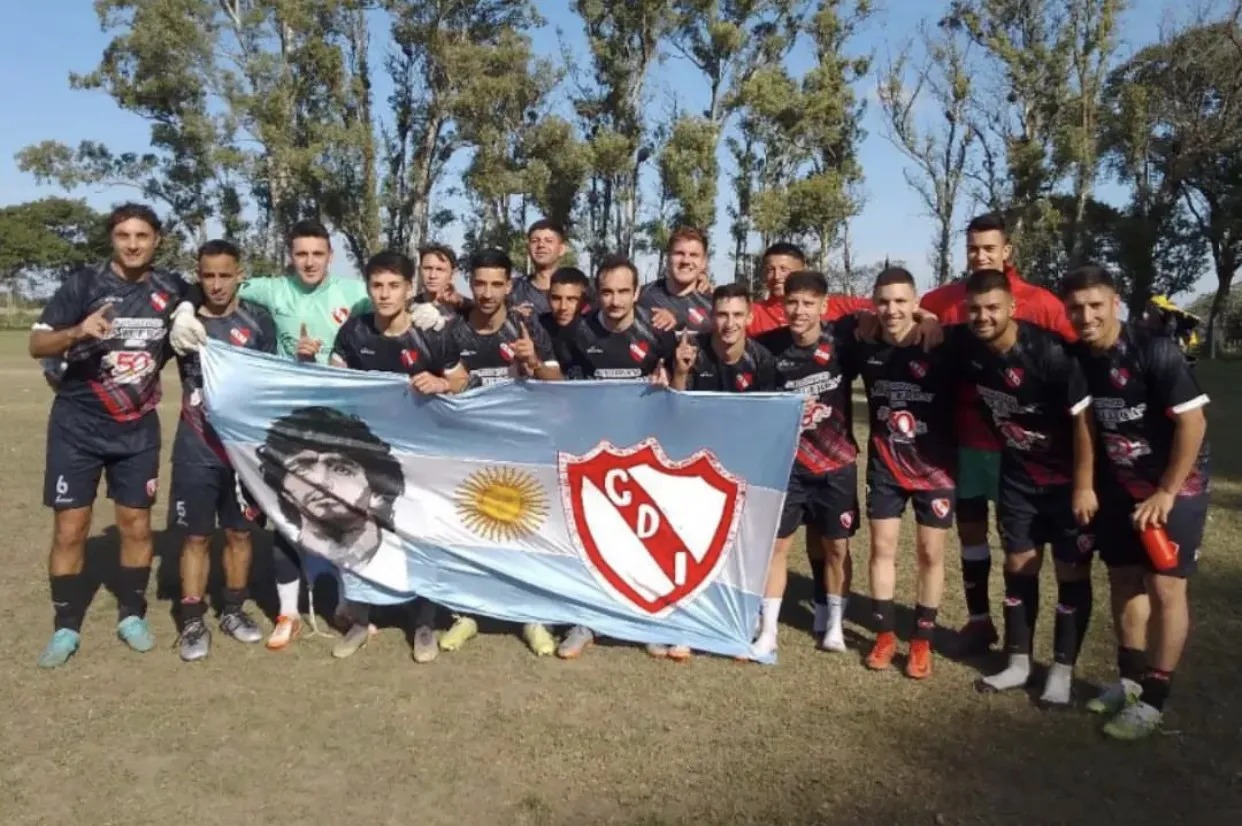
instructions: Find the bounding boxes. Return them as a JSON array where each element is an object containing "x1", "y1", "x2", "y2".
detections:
[
  {"x1": 145, "y1": 478, "x2": 159, "y2": 498},
  {"x1": 909, "y1": 360, "x2": 927, "y2": 379},
  {"x1": 629, "y1": 340, "x2": 649, "y2": 363},
  {"x1": 1077, "y1": 532, "x2": 1095, "y2": 554},
  {"x1": 400, "y1": 349, "x2": 419, "y2": 368},
  {"x1": 499, "y1": 342, "x2": 515, "y2": 362},
  {"x1": 931, "y1": 498, "x2": 951, "y2": 519},
  {"x1": 332, "y1": 307, "x2": 350, "y2": 325},
  {"x1": 229, "y1": 327, "x2": 251, "y2": 346},
  {"x1": 812, "y1": 343, "x2": 833, "y2": 365},
  {"x1": 735, "y1": 372, "x2": 753, "y2": 391},
  {"x1": 888, "y1": 409, "x2": 917, "y2": 441},
  {"x1": 839, "y1": 511, "x2": 854, "y2": 530},
  {"x1": 688, "y1": 307, "x2": 707, "y2": 326},
  {"x1": 1110, "y1": 366, "x2": 1130, "y2": 388},
  {"x1": 559, "y1": 439, "x2": 744, "y2": 617},
  {"x1": 1003, "y1": 367, "x2": 1023, "y2": 388},
  {"x1": 150, "y1": 291, "x2": 169, "y2": 312}
]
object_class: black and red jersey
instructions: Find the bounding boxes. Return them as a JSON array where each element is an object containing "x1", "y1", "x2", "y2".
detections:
[
  {"x1": 636, "y1": 279, "x2": 714, "y2": 333},
  {"x1": 36, "y1": 263, "x2": 190, "y2": 423},
  {"x1": 557, "y1": 309, "x2": 677, "y2": 381},
  {"x1": 173, "y1": 300, "x2": 277, "y2": 466},
  {"x1": 509, "y1": 275, "x2": 597, "y2": 317},
  {"x1": 849, "y1": 336, "x2": 955, "y2": 491},
  {"x1": 446, "y1": 313, "x2": 557, "y2": 387},
  {"x1": 950, "y1": 321, "x2": 1091, "y2": 491},
  {"x1": 678, "y1": 334, "x2": 779, "y2": 393},
  {"x1": 1074, "y1": 323, "x2": 1210, "y2": 499},
  {"x1": 761, "y1": 319, "x2": 859, "y2": 478},
  {"x1": 331, "y1": 312, "x2": 460, "y2": 378}
]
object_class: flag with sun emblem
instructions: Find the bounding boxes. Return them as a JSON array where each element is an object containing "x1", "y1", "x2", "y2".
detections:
[{"x1": 200, "y1": 341, "x2": 804, "y2": 661}]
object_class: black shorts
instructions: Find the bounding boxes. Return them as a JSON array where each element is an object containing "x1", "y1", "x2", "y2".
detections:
[
  {"x1": 1090, "y1": 493, "x2": 1208, "y2": 578},
  {"x1": 170, "y1": 462, "x2": 262, "y2": 535},
  {"x1": 43, "y1": 402, "x2": 161, "y2": 510},
  {"x1": 866, "y1": 468, "x2": 954, "y2": 529},
  {"x1": 779, "y1": 465, "x2": 859, "y2": 540},
  {"x1": 997, "y1": 482, "x2": 1082, "y2": 563}
]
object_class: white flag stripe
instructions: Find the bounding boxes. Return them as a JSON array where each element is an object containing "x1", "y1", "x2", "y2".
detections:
[{"x1": 582, "y1": 478, "x2": 673, "y2": 601}]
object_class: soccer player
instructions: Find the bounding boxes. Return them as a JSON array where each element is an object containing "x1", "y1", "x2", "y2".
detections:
[
  {"x1": 509, "y1": 219, "x2": 568, "y2": 317},
  {"x1": 758, "y1": 271, "x2": 862, "y2": 654},
  {"x1": 437, "y1": 248, "x2": 562, "y2": 656},
  {"x1": 950, "y1": 270, "x2": 1096, "y2": 703},
  {"x1": 1061, "y1": 266, "x2": 1210, "y2": 739},
  {"x1": 328, "y1": 250, "x2": 468, "y2": 661},
  {"x1": 537, "y1": 266, "x2": 592, "y2": 341},
  {"x1": 846, "y1": 267, "x2": 956, "y2": 678},
  {"x1": 413, "y1": 243, "x2": 469, "y2": 320},
  {"x1": 30, "y1": 203, "x2": 189, "y2": 667},
  {"x1": 920, "y1": 213, "x2": 1075, "y2": 655},
  {"x1": 669, "y1": 283, "x2": 778, "y2": 394},
  {"x1": 639, "y1": 227, "x2": 715, "y2": 334},
  {"x1": 746, "y1": 242, "x2": 873, "y2": 337},
  {"x1": 170, "y1": 240, "x2": 278, "y2": 662}
]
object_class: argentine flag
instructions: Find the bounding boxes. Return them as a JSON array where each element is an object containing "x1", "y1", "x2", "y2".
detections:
[{"x1": 201, "y1": 341, "x2": 802, "y2": 661}]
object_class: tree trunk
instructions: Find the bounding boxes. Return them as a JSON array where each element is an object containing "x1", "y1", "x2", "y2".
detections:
[{"x1": 407, "y1": 114, "x2": 445, "y2": 259}]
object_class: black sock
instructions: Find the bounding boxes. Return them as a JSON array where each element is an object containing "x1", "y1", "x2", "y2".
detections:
[
  {"x1": 913, "y1": 604, "x2": 938, "y2": 641},
  {"x1": 50, "y1": 573, "x2": 89, "y2": 632},
  {"x1": 1118, "y1": 647, "x2": 1146, "y2": 682},
  {"x1": 1140, "y1": 669, "x2": 1173, "y2": 711},
  {"x1": 962, "y1": 559, "x2": 991, "y2": 617},
  {"x1": 180, "y1": 597, "x2": 207, "y2": 623},
  {"x1": 1053, "y1": 580, "x2": 1092, "y2": 665},
  {"x1": 809, "y1": 555, "x2": 827, "y2": 605},
  {"x1": 1074, "y1": 579, "x2": 1093, "y2": 655},
  {"x1": 222, "y1": 587, "x2": 248, "y2": 612},
  {"x1": 872, "y1": 598, "x2": 896, "y2": 633},
  {"x1": 1001, "y1": 573, "x2": 1038, "y2": 655},
  {"x1": 115, "y1": 566, "x2": 151, "y2": 620}
]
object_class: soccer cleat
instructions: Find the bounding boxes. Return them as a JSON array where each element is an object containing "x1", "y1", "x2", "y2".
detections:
[
  {"x1": 523, "y1": 623, "x2": 556, "y2": 657},
  {"x1": 954, "y1": 618, "x2": 999, "y2": 657},
  {"x1": 905, "y1": 639, "x2": 933, "y2": 680},
  {"x1": 749, "y1": 632, "x2": 778, "y2": 659},
  {"x1": 117, "y1": 616, "x2": 156, "y2": 653},
  {"x1": 975, "y1": 654, "x2": 1032, "y2": 693},
  {"x1": 1087, "y1": 679, "x2": 1142, "y2": 716},
  {"x1": 265, "y1": 614, "x2": 302, "y2": 651},
  {"x1": 667, "y1": 645, "x2": 693, "y2": 662},
  {"x1": 219, "y1": 608, "x2": 263, "y2": 644},
  {"x1": 332, "y1": 623, "x2": 371, "y2": 659},
  {"x1": 1101, "y1": 701, "x2": 1163, "y2": 741},
  {"x1": 865, "y1": 631, "x2": 898, "y2": 671},
  {"x1": 557, "y1": 625, "x2": 595, "y2": 660},
  {"x1": 439, "y1": 616, "x2": 478, "y2": 652},
  {"x1": 645, "y1": 642, "x2": 670, "y2": 659},
  {"x1": 178, "y1": 618, "x2": 211, "y2": 662},
  {"x1": 819, "y1": 626, "x2": 847, "y2": 653},
  {"x1": 37, "y1": 628, "x2": 81, "y2": 669},
  {"x1": 411, "y1": 625, "x2": 438, "y2": 664}
]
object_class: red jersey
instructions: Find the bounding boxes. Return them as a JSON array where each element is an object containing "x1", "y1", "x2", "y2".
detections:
[
  {"x1": 920, "y1": 265, "x2": 1075, "y2": 450},
  {"x1": 747, "y1": 294, "x2": 872, "y2": 337}
]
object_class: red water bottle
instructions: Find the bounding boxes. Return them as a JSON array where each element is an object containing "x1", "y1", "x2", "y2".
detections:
[{"x1": 1140, "y1": 524, "x2": 1179, "y2": 572}]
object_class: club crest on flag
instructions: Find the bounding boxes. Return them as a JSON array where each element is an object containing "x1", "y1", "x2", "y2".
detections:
[{"x1": 559, "y1": 439, "x2": 745, "y2": 617}]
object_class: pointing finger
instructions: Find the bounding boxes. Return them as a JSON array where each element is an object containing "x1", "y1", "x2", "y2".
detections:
[{"x1": 300, "y1": 323, "x2": 309, "y2": 339}]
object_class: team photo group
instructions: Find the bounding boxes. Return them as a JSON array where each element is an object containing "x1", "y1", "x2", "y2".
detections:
[{"x1": 27, "y1": 201, "x2": 1209, "y2": 743}]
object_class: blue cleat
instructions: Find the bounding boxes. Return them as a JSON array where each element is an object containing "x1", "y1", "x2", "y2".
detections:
[
  {"x1": 38, "y1": 629, "x2": 81, "y2": 668},
  {"x1": 117, "y1": 616, "x2": 156, "y2": 653}
]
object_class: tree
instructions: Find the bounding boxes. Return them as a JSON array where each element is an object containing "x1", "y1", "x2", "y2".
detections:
[{"x1": 0, "y1": 199, "x2": 111, "y2": 301}]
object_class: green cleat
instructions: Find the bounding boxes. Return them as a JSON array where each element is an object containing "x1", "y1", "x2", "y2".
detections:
[
  {"x1": 1087, "y1": 679, "x2": 1141, "y2": 715},
  {"x1": 1101, "y1": 701, "x2": 1163, "y2": 741},
  {"x1": 438, "y1": 615, "x2": 478, "y2": 652},
  {"x1": 117, "y1": 616, "x2": 156, "y2": 653},
  {"x1": 38, "y1": 629, "x2": 81, "y2": 668},
  {"x1": 522, "y1": 623, "x2": 556, "y2": 657}
]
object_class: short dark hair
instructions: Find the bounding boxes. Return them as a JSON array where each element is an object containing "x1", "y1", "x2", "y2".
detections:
[
  {"x1": 965, "y1": 268, "x2": 1012, "y2": 296},
  {"x1": 712, "y1": 282, "x2": 751, "y2": 306},
  {"x1": 595, "y1": 253, "x2": 639, "y2": 290},
  {"x1": 966, "y1": 212, "x2": 1007, "y2": 238},
  {"x1": 288, "y1": 219, "x2": 331, "y2": 248},
  {"x1": 784, "y1": 270, "x2": 829, "y2": 298},
  {"x1": 1059, "y1": 264, "x2": 1116, "y2": 297},
  {"x1": 469, "y1": 248, "x2": 513, "y2": 278},
  {"x1": 550, "y1": 266, "x2": 589, "y2": 290},
  {"x1": 258, "y1": 406, "x2": 404, "y2": 531},
  {"x1": 873, "y1": 266, "x2": 916, "y2": 292},
  {"x1": 527, "y1": 218, "x2": 566, "y2": 240},
  {"x1": 364, "y1": 250, "x2": 415, "y2": 282},
  {"x1": 761, "y1": 242, "x2": 806, "y2": 265},
  {"x1": 418, "y1": 243, "x2": 457, "y2": 271},
  {"x1": 108, "y1": 203, "x2": 162, "y2": 234},
  {"x1": 197, "y1": 239, "x2": 241, "y2": 263}
]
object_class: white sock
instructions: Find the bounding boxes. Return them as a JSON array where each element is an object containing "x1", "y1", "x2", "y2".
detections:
[
  {"x1": 1040, "y1": 662, "x2": 1074, "y2": 706},
  {"x1": 812, "y1": 602, "x2": 829, "y2": 634},
  {"x1": 979, "y1": 653, "x2": 1031, "y2": 692},
  {"x1": 760, "y1": 598, "x2": 781, "y2": 639},
  {"x1": 277, "y1": 580, "x2": 301, "y2": 618},
  {"x1": 826, "y1": 594, "x2": 847, "y2": 632}
]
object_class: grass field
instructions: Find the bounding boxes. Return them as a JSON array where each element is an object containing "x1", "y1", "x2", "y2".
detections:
[{"x1": 1, "y1": 330, "x2": 1240, "y2": 826}]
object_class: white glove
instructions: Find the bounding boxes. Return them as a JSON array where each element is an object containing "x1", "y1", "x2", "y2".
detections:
[
  {"x1": 169, "y1": 301, "x2": 208, "y2": 355},
  {"x1": 410, "y1": 302, "x2": 446, "y2": 332}
]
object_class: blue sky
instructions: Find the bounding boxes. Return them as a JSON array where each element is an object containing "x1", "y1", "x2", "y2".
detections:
[{"x1": 0, "y1": 0, "x2": 1192, "y2": 292}]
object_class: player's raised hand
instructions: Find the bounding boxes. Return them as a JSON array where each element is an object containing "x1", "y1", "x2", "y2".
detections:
[
  {"x1": 296, "y1": 323, "x2": 321, "y2": 362},
  {"x1": 649, "y1": 364, "x2": 670, "y2": 389},
  {"x1": 410, "y1": 371, "x2": 450, "y2": 395},
  {"x1": 511, "y1": 303, "x2": 535, "y2": 319},
  {"x1": 673, "y1": 331, "x2": 698, "y2": 376},
  {"x1": 77, "y1": 303, "x2": 114, "y2": 341},
  {"x1": 513, "y1": 321, "x2": 539, "y2": 370},
  {"x1": 651, "y1": 307, "x2": 678, "y2": 332}
]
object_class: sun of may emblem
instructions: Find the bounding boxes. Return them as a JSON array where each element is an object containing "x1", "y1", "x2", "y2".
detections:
[{"x1": 454, "y1": 466, "x2": 549, "y2": 542}]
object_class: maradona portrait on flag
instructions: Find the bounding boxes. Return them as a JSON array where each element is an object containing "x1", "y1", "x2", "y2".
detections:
[{"x1": 200, "y1": 341, "x2": 803, "y2": 661}]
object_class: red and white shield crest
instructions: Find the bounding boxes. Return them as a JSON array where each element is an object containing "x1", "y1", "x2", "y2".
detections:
[
  {"x1": 229, "y1": 327, "x2": 251, "y2": 346},
  {"x1": 400, "y1": 348, "x2": 419, "y2": 368},
  {"x1": 839, "y1": 511, "x2": 854, "y2": 530},
  {"x1": 629, "y1": 340, "x2": 649, "y2": 363},
  {"x1": 734, "y1": 372, "x2": 753, "y2": 391},
  {"x1": 688, "y1": 307, "x2": 706, "y2": 326},
  {"x1": 909, "y1": 360, "x2": 927, "y2": 380},
  {"x1": 1110, "y1": 367, "x2": 1129, "y2": 388},
  {"x1": 150, "y1": 292, "x2": 168, "y2": 312},
  {"x1": 931, "y1": 498, "x2": 950, "y2": 519},
  {"x1": 1003, "y1": 367, "x2": 1023, "y2": 388},
  {"x1": 559, "y1": 439, "x2": 746, "y2": 617},
  {"x1": 332, "y1": 306, "x2": 350, "y2": 325},
  {"x1": 499, "y1": 342, "x2": 515, "y2": 362},
  {"x1": 812, "y1": 343, "x2": 832, "y2": 365}
]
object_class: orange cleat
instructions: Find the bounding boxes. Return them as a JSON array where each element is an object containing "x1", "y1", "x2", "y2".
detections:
[
  {"x1": 265, "y1": 615, "x2": 303, "y2": 651},
  {"x1": 865, "y1": 631, "x2": 898, "y2": 671},
  {"x1": 905, "y1": 638, "x2": 933, "y2": 680}
]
